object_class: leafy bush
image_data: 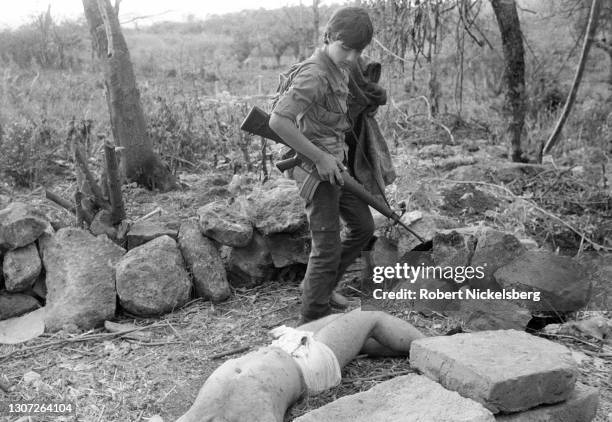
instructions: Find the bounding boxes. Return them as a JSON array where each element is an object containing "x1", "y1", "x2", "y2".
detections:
[
  {"x1": 0, "y1": 119, "x2": 56, "y2": 187},
  {"x1": 146, "y1": 95, "x2": 257, "y2": 174}
]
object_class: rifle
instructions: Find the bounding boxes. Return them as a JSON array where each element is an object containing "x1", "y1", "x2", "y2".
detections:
[{"x1": 240, "y1": 106, "x2": 424, "y2": 243}]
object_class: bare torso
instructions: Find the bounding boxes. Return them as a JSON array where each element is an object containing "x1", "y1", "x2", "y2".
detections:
[{"x1": 176, "y1": 347, "x2": 303, "y2": 422}]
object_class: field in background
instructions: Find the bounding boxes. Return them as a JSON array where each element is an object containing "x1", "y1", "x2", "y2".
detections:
[{"x1": 0, "y1": 1, "x2": 610, "y2": 249}]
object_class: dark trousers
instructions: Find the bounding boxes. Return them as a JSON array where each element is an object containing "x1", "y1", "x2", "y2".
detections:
[{"x1": 301, "y1": 181, "x2": 375, "y2": 320}]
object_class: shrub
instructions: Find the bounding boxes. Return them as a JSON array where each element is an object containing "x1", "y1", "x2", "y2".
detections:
[{"x1": 0, "y1": 119, "x2": 56, "y2": 187}]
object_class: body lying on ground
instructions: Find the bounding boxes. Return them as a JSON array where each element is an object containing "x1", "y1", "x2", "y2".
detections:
[{"x1": 175, "y1": 309, "x2": 425, "y2": 422}]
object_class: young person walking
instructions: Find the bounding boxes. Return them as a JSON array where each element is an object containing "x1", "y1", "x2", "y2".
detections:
[{"x1": 269, "y1": 7, "x2": 381, "y2": 323}]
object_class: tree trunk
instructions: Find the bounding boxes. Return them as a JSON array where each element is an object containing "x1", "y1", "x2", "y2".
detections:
[
  {"x1": 543, "y1": 0, "x2": 602, "y2": 156},
  {"x1": 594, "y1": 37, "x2": 612, "y2": 85},
  {"x1": 490, "y1": 0, "x2": 526, "y2": 162},
  {"x1": 313, "y1": 0, "x2": 320, "y2": 47},
  {"x1": 82, "y1": 0, "x2": 176, "y2": 191}
]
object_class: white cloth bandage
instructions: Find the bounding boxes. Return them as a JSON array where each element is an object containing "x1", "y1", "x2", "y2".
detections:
[{"x1": 270, "y1": 326, "x2": 341, "y2": 394}]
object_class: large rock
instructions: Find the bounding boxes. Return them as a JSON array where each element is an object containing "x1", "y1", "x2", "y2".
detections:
[
  {"x1": 494, "y1": 251, "x2": 591, "y2": 312},
  {"x1": 42, "y1": 228, "x2": 125, "y2": 332},
  {"x1": 178, "y1": 220, "x2": 230, "y2": 303},
  {"x1": 432, "y1": 229, "x2": 476, "y2": 270},
  {"x1": 249, "y1": 181, "x2": 306, "y2": 235},
  {"x1": 470, "y1": 228, "x2": 526, "y2": 291},
  {"x1": 496, "y1": 383, "x2": 598, "y2": 422},
  {"x1": 264, "y1": 230, "x2": 310, "y2": 268},
  {"x1": 0, "y1": 293, "x2": 40, "y2": 320},
  {"x1": 453, "y1": 297, "x2": 532, "y2": 331},
  {"x1": 198, "y1": 201, "x2": 253, "y2": 247},
  {"x1": 116, "y1": 235, "x2": 191, "y2": 316},
  {"x1": 398, "y1": 212, "x2": 460, "y2": 255},
  {"x1": 3, "y1": 243, "x2": 41, "y2": 292},
  {"x1": 126, "y1": 217, "x2": 180, "y2": 249},
  {"x1": 0, "y1": 202, "x2": 49, "y2": 251},
  {"x1": 410, "y1": 330, "x2": 577, "y2": 413},
  {"x1": 227, "y1": 231, "x2": 275, "y2": 288},
  {"x1": 89, "y1": 210, "x2": 117, "y2": 239},
  {"x1": 294, "y1": 374, "x2": 494, "y2": 422}
]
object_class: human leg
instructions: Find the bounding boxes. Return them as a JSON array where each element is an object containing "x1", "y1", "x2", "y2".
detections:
[
  {"x1": 335, "y1": 189, "x2": 375, "y2": 288},
  {"x1": 301, "y1": 182, "x2": 342, "y2": 320},
  {"x1": 297, "y1": 312, "x2": 344, "y2": 332},
  {"x1": 297, "y1": 313, "x2": 402, "y2": 357},
  {"x1": 313, "y1": 309, "x2": 425, "y2": 368}
]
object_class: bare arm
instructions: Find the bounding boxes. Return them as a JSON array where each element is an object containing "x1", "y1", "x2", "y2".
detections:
[{"x1": 269, "y1": 113, "x2": 345, "y2": 186}]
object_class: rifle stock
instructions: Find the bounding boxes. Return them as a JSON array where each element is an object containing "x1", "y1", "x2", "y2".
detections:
[
  {"x1": 240, "y1": 106, "x2": 424, "y2": 243},
  {"x1": 240, "y1": 105, "x2": 286, "y2": 145}
]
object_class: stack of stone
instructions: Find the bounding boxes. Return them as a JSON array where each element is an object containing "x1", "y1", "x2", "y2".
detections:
[
  {"x1": 410, "y1": 330, "x2": 598, "y2": 421},
  {"x1": 295, "y1": 330, "x2": 599, "y2": 422}
]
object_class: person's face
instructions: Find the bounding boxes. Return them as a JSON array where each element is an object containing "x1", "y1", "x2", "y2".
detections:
[{"x1": 326, "y1": 40, "x2": 361, "y2": 70}]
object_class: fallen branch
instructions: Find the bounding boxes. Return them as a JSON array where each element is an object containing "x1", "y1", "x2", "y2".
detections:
[
  {"x1": 45, "y1": 190, "x2": 75, "y2": 214},
  {"x1": 343, "y1": 369, "x2": 414, "y2": 383},
  {"x1": 0, "y1": 321, "x2": 166, "y2": 362},
  {"x1": 126, "y1": 340, "x2": 183, "y2": 346},
  {"x1": 210, "y1": 345, "x2": 250, "y2": 360},
  {"x1": 104, "y1": 320, "x2": 151, "y2": 341}
]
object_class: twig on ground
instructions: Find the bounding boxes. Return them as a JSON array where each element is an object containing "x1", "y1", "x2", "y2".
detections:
[
  {"x1": 136, "y1": 207, "x2": 162, "y2": 222},
  {"x1": 134, "y1": 410, "x2": 145, "y2": 422},
  {"x1": 210, "y1": 345, "x2": 250, "y2": 360},
  {"x1": 583, "y1": 350, "x2": 612, "y2": 359},
  {"x1": 343, "y1": 369, "x2": 414, "y2": 383},
  {"x1": 165, "y1": 319, "x2": 183, "y2": 341},
  {"x1": 0, "y1": 321, "x2": 167, "y2": 362},
  {"x1": 96, "y1": 404, "x2": 106, "y2": 422},
  {"x1": 155, "y1": 384, "x2": 177, "y2": 404},
  {"x1": 541, "y1": 333, "x2": 603, "y2": 349},
  {"x1": 126, "y1": 340, "x2": 183, "y2": 346}
]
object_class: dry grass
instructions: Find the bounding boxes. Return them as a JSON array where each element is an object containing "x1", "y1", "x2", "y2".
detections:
[{"x1": 1, "y1": 278, "x2": 610, "y2": 422}]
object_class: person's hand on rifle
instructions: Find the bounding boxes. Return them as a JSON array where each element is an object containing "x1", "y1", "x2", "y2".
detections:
[
  {"x1": 269, "y1": 113, "x2": 346, "y2": 186},
  {"x1": 313, "y1": 151, "x2": 345, "y2": 186}
]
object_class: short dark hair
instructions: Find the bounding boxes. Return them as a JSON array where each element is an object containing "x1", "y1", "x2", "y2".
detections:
[{"x1": 324, "y1": 7, "x2": 373, "y2": 51}]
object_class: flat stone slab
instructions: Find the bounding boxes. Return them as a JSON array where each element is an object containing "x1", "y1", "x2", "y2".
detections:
[
  {"x1": 294, "y1": 374, "x2": 495, "y2": 422},
  {"x1": 410, "y1": 330, "x2": 577, "y2": 413},
  {"x1": 496, "y1": 383, "x2": 598, "y2": 422},
  {"x1": 126, "y1": 218, "x2": 179, "y2": 249}
]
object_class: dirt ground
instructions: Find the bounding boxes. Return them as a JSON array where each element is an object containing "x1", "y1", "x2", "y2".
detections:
[{"x1": 0, "y1": 278, "x2": 610, "y2": 422}]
